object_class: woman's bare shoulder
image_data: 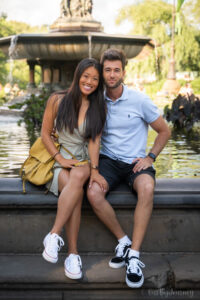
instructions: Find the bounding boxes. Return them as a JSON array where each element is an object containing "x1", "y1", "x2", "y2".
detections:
[{"x1": 47, "y1": 90, "x2": 67, "y2": 107}]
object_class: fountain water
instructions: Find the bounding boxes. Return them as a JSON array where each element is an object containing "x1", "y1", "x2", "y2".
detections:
[
  {"x1": 8, "y1": 35, "x2": 18, "y2": 59},
  {"x1": 7, "y1": 35, "x2": 18, "y2": 84},
  {"x1": 88, "y1": 34, "x2": 92, "y2": 59}
]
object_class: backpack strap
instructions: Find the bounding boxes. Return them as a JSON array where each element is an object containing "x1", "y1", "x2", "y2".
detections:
[
  {"x1": 61, "y1": 144, "x2": 77, "y2": 159},
  {"x1": 20, "y1": 158, "x2": 29, "y2": 193}
]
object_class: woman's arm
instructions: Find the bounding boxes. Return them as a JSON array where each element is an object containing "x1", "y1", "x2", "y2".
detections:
[
  {"x1": 41, "y1": 94, "x2": 79, "y2": 168},
  {"x1": 41, "y1": 94, "x2": 60, "y2": 156},
  {"x1": 88, "y1": 135, "x2": 108, "y2": 192}
]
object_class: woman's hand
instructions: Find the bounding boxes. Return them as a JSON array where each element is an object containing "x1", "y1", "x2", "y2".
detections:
[
  {"x1": 89, "y1": 170, "x2": 108, "y2": 192},
  {"x1": 56, "y1": 154, "x2": 80, "y2": 169}
]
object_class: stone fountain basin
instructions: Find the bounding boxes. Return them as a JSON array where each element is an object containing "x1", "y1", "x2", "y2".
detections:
[{"x1": 0, "y1": 32, "x2": 153, "y2": 61}]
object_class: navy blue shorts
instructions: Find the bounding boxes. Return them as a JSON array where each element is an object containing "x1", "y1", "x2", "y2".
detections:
[{"x1": 99, "y1": 154, "x2": 156, "y2": 192}]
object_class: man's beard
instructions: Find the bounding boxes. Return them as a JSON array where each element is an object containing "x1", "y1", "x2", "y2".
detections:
[{"x1": 105, "y1": 78, "x2": 123, "y2": 89}]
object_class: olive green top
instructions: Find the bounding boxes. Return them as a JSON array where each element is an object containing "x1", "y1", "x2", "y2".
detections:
[{"x1": 47, "y1": 122, "x2": 89, "y2": 196}]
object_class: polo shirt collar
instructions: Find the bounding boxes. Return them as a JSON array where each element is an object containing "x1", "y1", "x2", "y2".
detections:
[{"x1": 104, "y1": 84, "x2": 129, "y2": 102}]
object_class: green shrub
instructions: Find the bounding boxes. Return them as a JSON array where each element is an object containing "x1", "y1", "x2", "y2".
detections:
[
  {"x1": 191, "y1": 77, "x2": 200, "y2": 95},
  {"x1": 144, "y1": 79, "x2": 165, "y2": 98},
  {"x1": 0, "y1": 89, "x2": 6, "y2": 105},
  {"x1": 9, "y1": 89, "x2": 51, "y2": 144}
]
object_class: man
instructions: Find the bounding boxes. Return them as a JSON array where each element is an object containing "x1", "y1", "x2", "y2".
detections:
[{"x1": 87, "y1": 48, "x2": 171, "y2": 288}]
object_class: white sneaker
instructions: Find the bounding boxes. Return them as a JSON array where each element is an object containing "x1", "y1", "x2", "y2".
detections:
[
  {"x1": 64, "y1": 254, "x2": 82, "y2": 279},
  {"x1": 42, "y1": 232, "x2": 64, "y2": 263}
]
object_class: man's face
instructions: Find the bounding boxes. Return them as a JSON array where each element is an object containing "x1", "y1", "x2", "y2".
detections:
[{"x1": 103, "y1": 60, "x2": 125, "y2": 89}]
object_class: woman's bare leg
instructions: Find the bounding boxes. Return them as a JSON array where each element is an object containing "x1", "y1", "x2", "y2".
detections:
[{"x1": 51, "y1": 164, "x2": 90, "y2": 235}]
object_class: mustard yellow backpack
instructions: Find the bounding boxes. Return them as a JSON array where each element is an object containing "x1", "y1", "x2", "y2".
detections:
[
  {"x1": 20, "y1": 137, "x2": 60, "y2": 193},
  {"x1": 20, "y1": 137, "x2": 88, "y2": 193}
]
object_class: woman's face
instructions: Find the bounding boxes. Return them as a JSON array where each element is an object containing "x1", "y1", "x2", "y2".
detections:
[{"x1": 79, "y1": 66, "x2": 99, "y2": 97}]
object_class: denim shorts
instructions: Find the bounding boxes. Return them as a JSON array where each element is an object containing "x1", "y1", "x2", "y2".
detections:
[{"x1": 99, "y1": 154, "x2": 156, "y2": 192}]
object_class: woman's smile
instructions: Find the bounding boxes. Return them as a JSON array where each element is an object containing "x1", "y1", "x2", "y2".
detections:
[{"x1": 79, "y1": 66, "x2": 99, "y2": 96}]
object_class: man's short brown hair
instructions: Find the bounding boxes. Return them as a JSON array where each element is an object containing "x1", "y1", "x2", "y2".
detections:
[{"x1": 100, "y1": 48, "x2": 127, "y2": 70}]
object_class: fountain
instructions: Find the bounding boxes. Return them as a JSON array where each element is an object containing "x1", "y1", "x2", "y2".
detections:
[{"x1": 0, "y1": 0, "x2": 153, "y2": 90}]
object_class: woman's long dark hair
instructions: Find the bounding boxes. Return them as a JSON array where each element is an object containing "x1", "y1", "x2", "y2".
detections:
[{"x1": 56, "y1": 58, "x2": 106, "y2": 141}]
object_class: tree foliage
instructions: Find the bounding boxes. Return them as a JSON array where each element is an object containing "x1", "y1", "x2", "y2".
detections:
[
  {"x1": 116, "y1": 0, "x2": 172, "y2": 44},
  {"x1": 0, "y1": 14, "x2": 47, "y2": 89},
  {"x1": 116, "y1": 0, "x2": 200, "y2": 79},
  {"x1": 183, "y1": 0, "x2": 200, "y2": 29},
  {"x1": 0, "y1": 13, "x2": 15, "y2": 37},
  {"x1": 0, "y1": 50, "x2": 7, "y2": 84},
  {"x1": 175, "y1": 23, "x2": 200, "y2": 72},
  {"x1": 0, "y1": 13, "x2": 48, "y2": 36}
]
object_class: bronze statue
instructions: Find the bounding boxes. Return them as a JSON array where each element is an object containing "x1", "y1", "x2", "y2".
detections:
[
  {"x1": 83, "y1": 0, "x2": 93, "y2": 18},
  {"x1": 60, "y1": 0, "x2": 70, "y2": 17},
  {"x1": 60, "y1": 0, "x2": 93, "y2": 18},
  {"x1": 70, "y1": 0, "x2": 82, "y2": 18}
]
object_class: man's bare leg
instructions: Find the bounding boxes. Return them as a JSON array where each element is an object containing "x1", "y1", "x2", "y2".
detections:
[
  {"x1": 124, "y1": 174, "x2": 154, "y2": 288},
  {"x1": 131, "y1": 174, "x2": 154, "y2": 251}
]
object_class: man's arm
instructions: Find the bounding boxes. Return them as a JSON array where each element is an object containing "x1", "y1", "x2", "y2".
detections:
[
  {"x1": 148, "y1": 115, "x2": 171, "y2": 157},
  {"x1": 132, "y1": 116, "x2": 171, "y2": 173}
]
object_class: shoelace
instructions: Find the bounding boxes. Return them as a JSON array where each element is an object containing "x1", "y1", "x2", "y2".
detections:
[
  {"x1": 127, "y1": 256, "x2": 145, "y2": 275},
  {"x1": 68, "y1": 254, "x2": 82, "y2": 269},
  {"x1": 49, "y1": 234, "x2": 64, "y2": 252},
  {"x1": 115, "y1": 242, "x2": 131, "y2": 257}
]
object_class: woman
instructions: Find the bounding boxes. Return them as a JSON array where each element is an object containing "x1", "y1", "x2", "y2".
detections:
[{"x1": 41, "y1": 58, "x2": 107, "y2": 279}]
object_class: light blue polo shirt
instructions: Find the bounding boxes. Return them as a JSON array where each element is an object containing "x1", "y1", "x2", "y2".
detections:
[{"x1": 100, "y1": 85, "x2": 160, "y2": 164}]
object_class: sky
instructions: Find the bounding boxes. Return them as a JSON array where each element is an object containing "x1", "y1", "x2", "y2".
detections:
[{"x1": 0, "y1": 0, "x2": 133, "y2": 34}]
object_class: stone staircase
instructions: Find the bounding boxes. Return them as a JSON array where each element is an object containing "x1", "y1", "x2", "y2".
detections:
[{"x1": 0, "y1": 178, "x2": 200, "y2": 300}]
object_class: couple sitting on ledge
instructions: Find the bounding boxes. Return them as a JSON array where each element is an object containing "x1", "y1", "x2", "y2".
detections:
[{"x1": 41, "y1": 48, "x2": 171, "y2": 288}]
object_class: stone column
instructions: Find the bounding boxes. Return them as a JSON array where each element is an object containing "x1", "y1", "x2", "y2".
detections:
[
  {"x1": 61, "y1": 61, "x2": 77, "y2": 88},
  {"x1": 27, "y1": 60, "x2": 36, "y2": 89},
  {"x1": 52, "y1": 67, "x2": 61, "y2": 91},
  {"x1": 43, "y1": 64, "x2": 52, "y2": 89}
]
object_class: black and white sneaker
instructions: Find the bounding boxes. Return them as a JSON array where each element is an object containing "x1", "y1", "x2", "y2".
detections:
[
  {"x1": 109, "y1": 242, "x2": 131, "y2": 268},
  {"x1": 125, "y1": 252, "x2": 145, "y2": 288}
]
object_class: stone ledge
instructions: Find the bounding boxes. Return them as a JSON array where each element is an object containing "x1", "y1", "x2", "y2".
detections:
[
  {"x1": 0, "y1": 253, "x2": 199, "y2": 291},
  {"x1": 0, "y1": 178, "x2": 200, "y2": 208},
  {"x1": 0, "y1": 290, "x2": 200, "y2": 300},
  {"x1": 0, "y1": 179, "x2": 200, "y2": 253},
  {"x1": 166, "y1": 253, "x2": 200, "y2": 289},
  {"x1": 0, "y1": 289, "x2": 200, "y2": 300}
]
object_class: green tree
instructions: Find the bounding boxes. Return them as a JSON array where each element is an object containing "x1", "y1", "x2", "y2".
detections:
[
  {"x1": 0, "y1": 14, "x2": 47, "y2": 94},
  {"x1": 175, "y1": 22, "x2": 200, "y2": 72},
  {"x1": 116, "y1": 0, "x2": 172, "y2": 79},
  {"x1": 0, "y1": 14, "x2": 15, "y2": 84},
  {"x1": 0, "y1": 13, "x2": 15, "y2": 37},
  {"x1": 116, "y1": 0, "x2": 200, "y2": 79},
  {"x1": 0, "y1": 50, "x2": 7, "y2": 84},
  {"x1": 116, "y1": 0, "x2": 172, "y2": 45},
  {"x1": 8, "y1": 20, "x2": 48, "y2": 34},
  {"x1": 0, "y1": 13, "x2": 48, "y2": 36},
  {"x1": 183, "y1": 0, "x2": 200, "y2": 29}
]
